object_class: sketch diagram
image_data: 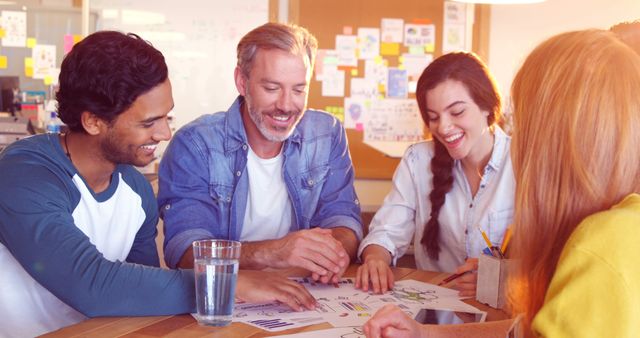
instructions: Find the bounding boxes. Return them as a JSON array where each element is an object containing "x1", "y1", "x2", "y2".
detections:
[{"x1": 234, "y1": 278, "x2": 479, "y2": 332}]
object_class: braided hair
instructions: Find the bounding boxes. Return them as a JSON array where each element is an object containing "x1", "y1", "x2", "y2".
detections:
[{"x1": 415, "y1": 52, "x2": 502, "y2": 260}]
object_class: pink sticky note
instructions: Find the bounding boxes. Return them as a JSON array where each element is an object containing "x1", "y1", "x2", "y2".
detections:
[
  {"x1": 343, "y1": 26, "x2": 353, "y2": 35},
  {"x1": 63, "y1": 34, "x2": 74, "y2": 54}
]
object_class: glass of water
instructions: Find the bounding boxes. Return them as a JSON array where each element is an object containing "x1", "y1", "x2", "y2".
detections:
[{"x1": 193, "y1": 239, "x2": 241, "y2": 326}]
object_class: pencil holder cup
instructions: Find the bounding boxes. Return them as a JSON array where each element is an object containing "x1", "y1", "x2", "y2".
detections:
[{"x1": 476, "y1": 254, "x2": 513, "y2": 309}]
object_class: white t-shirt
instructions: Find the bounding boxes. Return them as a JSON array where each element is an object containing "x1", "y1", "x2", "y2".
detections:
[{"x1": 240, "y1": 147, "x2": 293, "y2": 241}]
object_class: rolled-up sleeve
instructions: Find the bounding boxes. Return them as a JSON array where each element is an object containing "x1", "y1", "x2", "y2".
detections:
[
  {"x1": 158, "y1": 129, "x2": 215, "y2": 268},
  {"x1": 311, "y1": 120, "x2": 363, "y2": 240},
  {"x1": 358, "y1": 150, "x2": 417, "y2": 264}
]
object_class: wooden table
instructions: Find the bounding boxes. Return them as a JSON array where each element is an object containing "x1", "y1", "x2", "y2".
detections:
[{"x1": 42, "y1": 265, "x2": 507, "y2": 337}]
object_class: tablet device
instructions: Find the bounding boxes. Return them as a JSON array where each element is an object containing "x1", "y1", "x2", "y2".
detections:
[{"x1": 414, "y1": 308, "x2": 487, "y2": 325}]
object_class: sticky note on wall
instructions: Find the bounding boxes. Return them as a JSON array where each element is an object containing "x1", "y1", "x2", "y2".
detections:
[
  {"x1": 0, "y1": 55, "x2": 7, "y2": 69},
  {"x1": 27, "y1": 38, "x2": 37, "y2": 48}
]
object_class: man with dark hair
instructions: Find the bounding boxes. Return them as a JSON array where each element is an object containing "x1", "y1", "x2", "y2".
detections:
[
  {"x1": 0, "y1": 31, "x2": 313, "y2": 337},
  {"x1": 159, "y1": 23, "x2": 362, "y2": 283}
]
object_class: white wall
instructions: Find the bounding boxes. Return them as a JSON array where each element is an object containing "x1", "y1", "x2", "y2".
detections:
[{"x1": 488, "y1": 0, "x2": 640, "y2": 100}]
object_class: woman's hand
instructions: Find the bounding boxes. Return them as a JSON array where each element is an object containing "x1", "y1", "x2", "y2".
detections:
[{"x1": 356, "y1": 245, "x2": 395, "y2": 294}]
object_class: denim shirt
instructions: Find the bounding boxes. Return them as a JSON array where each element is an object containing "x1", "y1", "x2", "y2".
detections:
[{"x1": 158, "y1": 97, "x2": 363, "y2": 268}]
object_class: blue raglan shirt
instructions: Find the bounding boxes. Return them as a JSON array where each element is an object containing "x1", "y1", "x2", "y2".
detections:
[{"x1": 0, "y1": 134, "x2": 195, "y2": 337}]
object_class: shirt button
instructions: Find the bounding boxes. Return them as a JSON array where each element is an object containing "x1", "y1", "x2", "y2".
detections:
[
  {"x1": 469, "y1": 203, "x2": 473, "y2": 208},
  {"x1": 355, "y1": 199, "x2": 360, "y2": 205},
  {"x1": 164, "y1": 204, "x2": 171, "y2": 210},
  {"x1": 242, "y1": 144, "x2": 248, "y2": 150},
  {"x1": 226, "y1": 197, "x2": 231, "y2": 202},
  {"x1": 480, "y1": 184, "x2": 485, "y2": 188},
  {"x1": 236, "y1": 171, "x2": 241, "y2": 177},
  {"x1": 307, "y1": 179, "x2": 314, "y2": 185}
]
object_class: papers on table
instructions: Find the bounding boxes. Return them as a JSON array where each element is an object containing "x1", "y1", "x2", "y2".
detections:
[{"x1": 233, "y1": 278, "x2": 485, "y2": 332}]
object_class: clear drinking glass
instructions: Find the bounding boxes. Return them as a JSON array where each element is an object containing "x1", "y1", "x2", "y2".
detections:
[{"x1": 193, "y1": 239, "x2": 241, "y2": 326}]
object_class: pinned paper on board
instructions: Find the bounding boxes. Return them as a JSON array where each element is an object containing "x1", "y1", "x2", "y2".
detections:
[
  {"x1": 381, "y1": 18, "x2": 404, "y2": 43},
  {"x1": 1, "y1": 11, "x2": 27, "y2": 47},
  {"x1": 344, "y1": 97, "x2": 369, "y2": 130},
  {"x1": 32, "y1": 44, "x2": 57, "y2": 79},
  {"x1": 315, "y1": 49, "x2": 339, "y2": 81},
  {"x1": 401, "y1": 53, "x2": 433, "y2": 81},
  {"x1": 321, "y1": 69, "x2": 345, "y2": 97},
  {"x1": 380, "y1": 42, "x2": 400, "y2": 56},
  {"x1": 364, "y1": 99, "x2": 424, "y2": 144},
  {"x1": 26, "y1": 37, "x2": 37, "y2": 48},
  {"x1": 357, "y1": 28, "x2": 380, "y2": 60},
  {"x1": 335, "y1": 35, "x2": 358, "y2": 67},
  {"x1": 0, "y1": 55, "x2": 7, "y2": 69},
  {"x1": 404, "y1": 23, "x2": 435, "y2": 48},
  {"x1": 387, "y1": 68, "x2": 408, "y2": 99}
]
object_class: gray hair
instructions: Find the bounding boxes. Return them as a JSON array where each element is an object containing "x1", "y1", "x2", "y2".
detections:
[{"x1": 237, "y1": 22, "x2": 318, "y2": 77}]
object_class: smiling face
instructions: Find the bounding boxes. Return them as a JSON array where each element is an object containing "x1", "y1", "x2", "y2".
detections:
[
  {"x1": 425, "y1": 79, "x2": 493, "y2": 163},
  {"x1": 235, "y1": 48, "x2": 311, "y2": 148},
  {"x1": 99, "y1": 79, "x2": 174, "y2": 167}
]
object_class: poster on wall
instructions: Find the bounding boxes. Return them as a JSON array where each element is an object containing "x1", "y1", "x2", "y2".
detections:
[
  {"x1": 381, "y1": 18, "x2": 404, "y2": 43},
  {"x1": 1, "y1": 10, "x2": 27, "y2": 47},
  {"x1": 32, "y1": 44, "x2": 57, "y2": 79},
  {"x1": 357, "y1": 27, "x2": 380, "y2": 60},
  {"x1": 443, "y1": 1, "x2": 467, "y2": 53},
  {"x1": 404, "y1": 23, "x2": 436, "y2": 50}
]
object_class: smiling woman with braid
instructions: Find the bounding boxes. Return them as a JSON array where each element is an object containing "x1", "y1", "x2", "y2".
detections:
[{"x1": 355, "y1": 52, "x2": 515, "y2": 297}]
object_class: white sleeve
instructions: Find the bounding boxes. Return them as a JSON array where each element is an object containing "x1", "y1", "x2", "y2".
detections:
[{"x1": 357, "y1": 149, "x2": 420, "y2": 265}]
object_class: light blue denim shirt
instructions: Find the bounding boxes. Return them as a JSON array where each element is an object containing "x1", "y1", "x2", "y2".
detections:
[{"x1": 158, "y1": 97, "x2": 363, "y2": 268}]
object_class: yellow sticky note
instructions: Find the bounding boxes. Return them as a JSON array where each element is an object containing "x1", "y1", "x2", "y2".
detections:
[
  {"x1": 425, "y1": 43, "x2": 435, "y2": 53},
  {"x1": 374, "y1": 55, "x2": 384, "y2": 65},
  {"x1": 73, "y1": 34, "x2": 83, "y2": 44},
  {"x1": 0, "y1": 28, "x2": 6, "y2": 38},
  {"x1": 350, "y1": 69, "x2": 358, "y2": 76},
  {"x1": 27, "y1": 38, "x2": 37, "y2": 48},
  {"x1": 383, "y1": 59, "x2": 389, "y2": 67},
  {"x1": 377, "y1": 84, "x2": 386, "y2": 93},
  {"x1": 0, "y1": 55, "x2": 7, "y2": 69},
  {"x1": 380, "y1": 42, "x2": 400, "y2": 56},
  {"x1": 398, "y1": 56, "x2": 405, "y2": 63},
  {"x1": 25, "y1": 67, "x2": 34, "y2": 77},
  {"x1": 25, "y1": 57, "x2": 34, "y2": 67},
  {"x1": 398, "y1": 64, "x2": 405, "y2": 70},
  {"x1": 44, "y1": 75, "x2": 54, "y2": 85}
]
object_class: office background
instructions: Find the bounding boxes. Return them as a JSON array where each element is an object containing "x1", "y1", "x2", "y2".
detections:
[{"x1": 1, "y1": 0, "x2": 638, "y2": 210}]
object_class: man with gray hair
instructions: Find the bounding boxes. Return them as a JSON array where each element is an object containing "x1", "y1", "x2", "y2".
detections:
[{"x1": 159, "y1": 23, "x2": 362, "y2": 292}]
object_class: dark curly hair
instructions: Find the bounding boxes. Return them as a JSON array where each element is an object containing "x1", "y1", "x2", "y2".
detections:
[
  {"x1": 56, "y1": 31, "x2": 168, "y2": 132},
  {"x1": 415, "y1": 52, "x2": 502, "y2": 260}
]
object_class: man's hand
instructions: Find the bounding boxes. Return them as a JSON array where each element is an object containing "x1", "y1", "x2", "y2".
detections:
[
  {"x1": 235, "y1": 270, "x2": 317, "y2": 312},
  {"x1": 244, "y1": 228, "x2": 349, "y2": 280},
  {"x1": 356, "y1": 244, "x2": 394, "y2": 294}
]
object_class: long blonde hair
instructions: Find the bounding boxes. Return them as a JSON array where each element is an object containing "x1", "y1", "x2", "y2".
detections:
[{"x1": 508, "y1": 29, "x2": 640, "y2": 331}]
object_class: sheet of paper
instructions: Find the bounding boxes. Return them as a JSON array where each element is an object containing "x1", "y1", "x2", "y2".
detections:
[
  {"x1": 357, "y1": 28, "x2": 380, "y2": 60},
  {"x1": 277, "y1": 326, "x2": 365, "y2": 338},
  {"x1": 344, "y1": 97, "x2": 369, "y2": 130},
  {"x1": 401, "y1": 53, "x2": 433, "y2": 81},
  {"x1": 32, "y1": 44, "x2": 57, "y2": 80},
  {"x1": 335, "y1": 35, "x2": 358, "y2": 67},
  {"x1": 404, "y1": 24, "x2": 436, "y2": 48},
  {"x1": 364, "y1": 99, "x2": 424, "y2": 143},
  {"x1": 387, "y1": 68, "x2": 408, "y2": 99},
  {"x1": 1, "y1": 11, "x2": 27, "y2": 47},
  {"x1": 381, "y1": 18, "x2": 404, "y2": 43},
  {"x1": 443, "y1": 1, "x2": 467, "y2": 53},
  {"x1": 315, "y1": 49, "x2": 338, "y2": 81},
  {"x1": 321, "y1": 69, "x2": 345, "y2": 97},
  {"x1": 232, "y1": 278, "x2": 480, "y2": 331}
]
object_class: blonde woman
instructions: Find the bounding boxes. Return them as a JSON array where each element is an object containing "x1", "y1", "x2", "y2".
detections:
[{"x1": 363, "y1": 29, "x2": 640, "y2": 338}]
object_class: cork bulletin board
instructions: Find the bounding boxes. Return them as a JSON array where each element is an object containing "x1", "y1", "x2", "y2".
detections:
[{"x1": 286, "y1": 0, "x2": 490, "y2": 179}]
